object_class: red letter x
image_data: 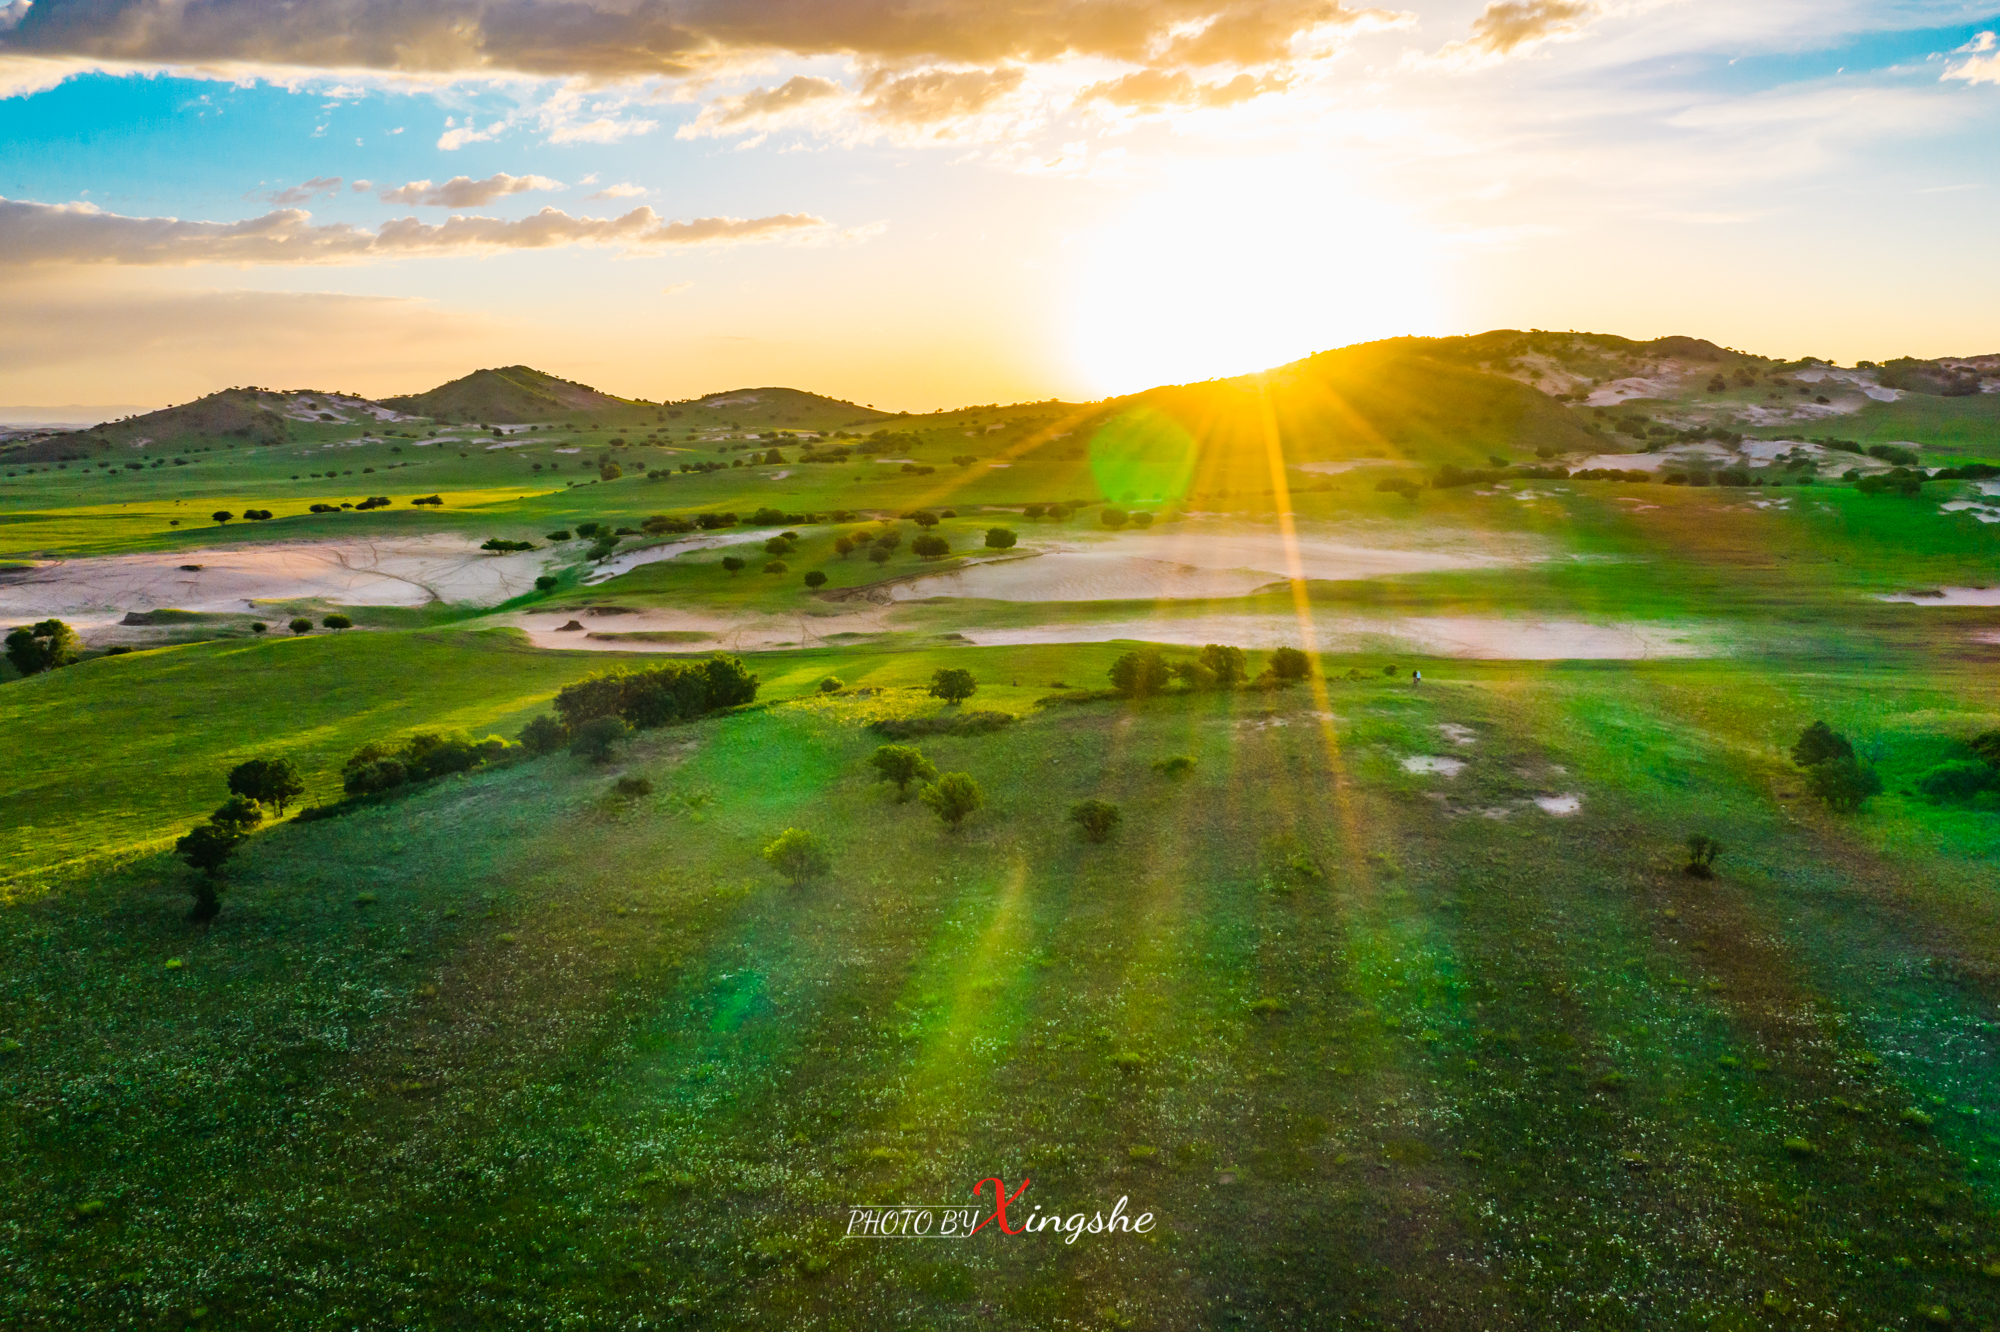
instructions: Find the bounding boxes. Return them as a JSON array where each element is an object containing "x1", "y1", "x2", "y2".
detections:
[{"x1": 969, "y1": 1176, "x2": 1031, "y2": 1235}]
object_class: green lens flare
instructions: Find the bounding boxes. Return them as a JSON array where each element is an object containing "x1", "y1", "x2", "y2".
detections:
[{"x1": 1087, "y1": 409, "x2": 1197, "y2": 504}]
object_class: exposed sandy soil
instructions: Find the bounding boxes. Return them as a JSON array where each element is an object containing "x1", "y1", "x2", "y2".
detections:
[
  {"x1": 0, "y1": 537, "x2": 554, "y2": 636},
  {"x1": 1402, "y1": 755, "x2": 1465, "y2": 776},
  {"x1": 1877, "y1": 587, "x2": 2000, "y2": 606},
  {"x1": 885, "y1": 525, "x2": 1538, "y2": 603},
  {"x1": 958, "y1": 612, "x2": 1717, "y2": 659},
  {"x1": 497, "y1": 604, "x2": 895, "y2": 653}
]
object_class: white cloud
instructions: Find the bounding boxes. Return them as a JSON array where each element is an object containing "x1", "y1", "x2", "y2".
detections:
[
  {"x1": 378, "y1": 172, "x2": 561, "y2": 207},
  {"x1": 262, "y1": 174, "x2": 343, "y2": 205},
  {"x1": 1943, "y1": 30, "x2": 1999, "y2": 86},
  {"x1": 587, "y1": 183, "x2": 648, "y2": 200}
]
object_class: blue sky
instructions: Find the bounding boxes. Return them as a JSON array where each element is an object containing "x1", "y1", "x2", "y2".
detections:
[{"x1": 1, "y1": 0, "x2": 1996, "y2": 410}]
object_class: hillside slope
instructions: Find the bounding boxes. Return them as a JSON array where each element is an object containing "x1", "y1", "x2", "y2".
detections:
[
  {"x1": 673, "y1": 386, "x2": 891, "y2": 431},
  {"x1": 379, "y1": 365, "x2": 634, "y2": 424}
]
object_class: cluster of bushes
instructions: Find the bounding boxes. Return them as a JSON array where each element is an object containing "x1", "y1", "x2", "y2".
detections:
[
  {"x1": 1856, "y1": 472, "x2": 1924, "y2": 497},
  {"x1": 5, "y1": 618, "x2": 80, "y2": 676},
  {"x1": 355, "y1": 495, "x2": 392, "y2": 510},
  {"x1": 172, "y1": 757, "x2": 306, "y2": 919},
  {"x1": 342, "y1": 732, "x2": 512, "y2": 796},
  {"x1": 1108, "y1": 644, "x2": 1306, "y2": 697},
  {"x1": 538, "y1": 656, "x2": 761, "y2": 736},
  {"x1": 867, "y1": 744, "x2": 984, "y2": 831},
  {"x1": 480, "y1": 537, "x2": 536, "y2": 553},
  {"x1": 1791, "y1": 721, "x2": 1882, "y2": 813},
  {"x1": 1915, "y1": 730, "x2": 2000, "y2": 805}
]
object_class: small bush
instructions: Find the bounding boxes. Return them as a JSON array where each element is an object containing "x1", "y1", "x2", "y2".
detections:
[
  {"x1": 570, "y1": 716, "x2": 632, "y2": 764},
  {"x1": 804, "y1": 570, "x2": 828, "y2": 589},
  {"x1": 520, "y1": 714, "x2": 567, "y2": 755},
  {"x1": 818, "y1": 676, "x2": 843, "y2": 694},
  {"x1": 1684, "y1": 833, "x2": 1722, "y2": 878},
  {"x1": 928, "y1": 667, "x2": 977, "y2": 704},
  {"x1": 869, "y1": 744, "x2": 937, "y2": 800},
  {"x1": 1152, "y1": 756, "x2": 1196, "y2": 779},
  {"x1": 322, "y1": 614, "x2": 353, "y2": 630},
  {"x1": 920, "y1": 773, "x2": 984, "y2": 830},
  {"x1": 1791, "y1": 720, "x2": 1854, "y2": 768},
  {"x1": 535, "y1": 574, "x2": 558, "y2": 592},
  {"x1": 614, "y1": 775, "x2": 654, "y2": 798},
  {"x1": 985, "y1": 527, "x2": 1018, "y2": 549},
  {"x1": 288, "y1": 617, "x2": 312, "y2": 635},
  {"x1": 763, "y1": 828, "x2": 831, "y2": 886},
  {"x1": 1267, "y1": 647, "x2": 1311, "y2": 680},
  {"x1": 1807, "y1": 755, "x2": 1883, "y2": 813},
  {"x1": 1916, "y1": 761, "x2": 1995, "y2": 801},
  {"x1": 1069, "y1": 799, "x2": 1121, "y2": 842}
]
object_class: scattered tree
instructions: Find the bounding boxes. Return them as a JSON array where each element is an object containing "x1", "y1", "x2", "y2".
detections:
[
  {"x1": 1971, "y1": 730, "x2": 2000, "y2": 769},
  {"x1": 1684, "y1": 833, "x2": 1722, "y2": 878},
  {"x1": 1198, "y1": 643, "x2": 1247, "y2": 687},
  {"x1": 569, "y1": 716, "x2": 631, "y2": 764},
  {"x1": 921, "y1": 772, "x2": 984, "y2": 830},
  {"x1": 804, "y1": 570, "x2": 828, "y2": 589},
  {"x1": 834, "y1": 536, "x2": 856, "y2": 558},
  {"x1": 928, "y1": 667, "x2": 977, "y2": 705},
  {"x1": 721, "y1": 556, "x2": 745, "y2": 575},
  {"x1": 250, "y1": 622, "x2": 267, "y2": 634},
  {"x1": 212, "y1": 511, "x2": 234, "y2": 524},
  {"x1": 1069, "y1": 798, "x2": 1121, "y2": 843},
  {"x1": 868, "y1": 545, "x2": 892, "y2": 565},
  {"x1": 1109, "y1": 649, "x2": 1171, "y2": 697},
  {"x1": 818, "y1": 676, "x2": 843, "y2": 693},
  {"x1": 226, "y1": 757, "x2": 305, "y2": 814},
  {"x1": 322, "y1": 614, "x2": 353, "y2": 631},
  {"x1": 910, "y1": 510, "x2": 941, "y2": 529},
  {"x1": 1100, "y1": 506, "x2": 1129, "y2": 529},
  {"x1": 912, "y1": 534, "x2": 950, "y2": 560},
  {"x1": 174, "y1": 823, "x2": 243, "y2": 920},
  {"x1": 520, "y1": 714, "x2": 568, "y2": 755},
  {"x1": 870, "y1": 744, "x2": 937, "y2": 800},
  {"x1": 535, "y1": 575, "x2": 558, "y2": 592},
  {"x1": 764, "y1": 560, "x2": 789, "y2": 575},
  {"x1": 288, "y1": 618, "x2": 312, "y2": 635},
  {"x1": 762, "y1": 828, "x2": 832, "y2": 887},
  {"x1": 985, "y1": 527, "x2": 1018, "y2": 549},
  {"x1": 1791, "y1": 720, "x2": 1854, "y2": 768},
  {"x1": 209, "y1": 794, "x2": 265, "y2": 836},
  {"x1": 1267, "y1": 647, "x2": 1311, "y2": 681},
  {"x1": 1152, "y1": 756, "x2": 1196, "y2": 779},
  {"x1": 4, "y1": 618, "x2": 80, "y2": 676}
]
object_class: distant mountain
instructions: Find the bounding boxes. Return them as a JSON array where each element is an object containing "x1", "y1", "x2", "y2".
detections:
[
  {"x1": 379, "y1": 365, "x2": 635, "y2": 424},
  {"x1": 0, "y1": 387, "x2": 412, "y2": 461},
  {"x1": 671, "y1": 386, "x2": 891, "y2": 430}
]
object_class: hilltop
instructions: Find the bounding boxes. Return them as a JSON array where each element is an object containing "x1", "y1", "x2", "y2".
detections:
[{"x1": 379, "y1": 366, "x2": 634, "y2": 424}]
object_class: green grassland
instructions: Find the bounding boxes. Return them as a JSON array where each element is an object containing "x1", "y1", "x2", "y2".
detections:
[{"x1": 4, "y1": 335, "x2": 2000, "y2": 1327}]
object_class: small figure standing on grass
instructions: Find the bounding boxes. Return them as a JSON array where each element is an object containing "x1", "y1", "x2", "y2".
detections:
[{"x1": 1411, "y1": 669, "x2": 1422, "y2": 686}]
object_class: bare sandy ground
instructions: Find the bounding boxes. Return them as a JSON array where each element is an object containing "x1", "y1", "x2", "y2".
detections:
[
  {"x1": 0, "y1": 537, "x2": 554, "y2": 634},
  {"x1": 499, "y1": 604, "x2": 894, "y2": 652},
  {"x1": 956, "y1": 612, "x2": 1717, "y2": 659},
  {"x1": 885, "y1": 526, "x2": 1537, "y2": 603},
  {"x1": 1878, "y1": 587, "x2": 2000, "y2": 606}
]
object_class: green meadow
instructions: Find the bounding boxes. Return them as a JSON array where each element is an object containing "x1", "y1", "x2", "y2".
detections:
[{"x1": 4, "y1": 339, "x2": 2000, "y2": 1328}]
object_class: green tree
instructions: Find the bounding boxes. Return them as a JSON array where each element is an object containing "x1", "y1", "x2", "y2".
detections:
[
  {"x1": 1971, "y1": 729, "x2": 2000, "y2": 768},
  {"x1": 226, "y1": 757, "x2": 305, "y2": 814},
  {"x1": 985, "y1": 527, "x2": 1018, "y2": 549},
  {"x1": 928, "y1": 667, "x2": 977, "y2": 704},
  {"x1": 870, "y1": 744, "x2": 937, "y2": 801},
  {"x1": 519, "y1": 714, "x2": 567, "y2": 756},
  {"x1": 868, "y1": 545, "x2": 892, "y2": 565},
  {"x1": 174, "y1": 823, "x2": 243, "y2": 919},
  {"x1": 209, "y1": 794, "x2": 265, "y2": 835},
  {"x1": 288, "y1": 617, "x2": 312, "y2": 635},
  {"x1": 1808, "y1": 756, "x2": 1883, "y2": 813},
  {"x1": 920, "y1": 773, "x2": 984, "y2": 830},
  {"x1": 322, "y1": 614, "x2": 353, "y2": 630},
  {"x1": 804, "y1": 570, "x2": 828, "y2": 589},
  {"x1": 762, "y1": 828, "x2": 831, "y2": 887},
  {"x1": 721, "y1": 556, "x2": 745, "y2": 575},
  {"x1": 535, "y1": 575, "x2": 558, "y2": 592},
  {"x1": 1791, "y1": 720, "x2": 1854, "y2": 768},
  {"x1": 1109, "y1": 649, "x2": 1170, "y2": 697},
  {"x1": 912, "y1": 534, "x2": 950, "y2": 560},
  {"x1": 1100, "y1": 506, "x2": 1129, "y2": 529},
  {"x1": 1684, "y1": 833, "x2": 1722, "y2": 878},
  {"x1": 570, "y1": 715, "x2": 631, "y2": 764},
  {"x1": 4, "y1": 618, "x2": 81, "y2": 676},
  {"x1": 910, "y1": 510, "x2": 940, "y2": 529},
  {"x1": 763, "y1": 560, "x2": 789, "y2": 575},
  {"x1": 212, "y1": 511, "x2": 234, "y2": 524},
  {"x1": 1069, "y1": 799, "x2": 1121, "y2": 842},
  {"x1": 834, "y1": 535, "x2": 856, "y2": 558},
  {"x1": 1198, "y1": 643, "x2": 1248, "y2": 687},
  {"x1": 1267, "y1": 647, "x2": 1311, "y2": 681}
]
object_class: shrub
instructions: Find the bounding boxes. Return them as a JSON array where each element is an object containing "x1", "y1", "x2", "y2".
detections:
[
  {"x1": 1153, "y1": 756, "x2": 1196, "y2": 779},
  {"x1": 322, "y1": 614, "x2": 353, "y2": 630},
  {"x1": 721, "y1": 556, "x2": 745, "y2": 575},
  {"x1": 1170, "y1": 659, "x2": 1217, "y2": 690},
  {"x1": 871, "y1": 711, "x2": 1015, "y2": 738},
  {"x1": 520, "y1": 714, "x2": 567, "y2": 755},
  {"x1": 342, "y1": 756, "x2": 407, "y2": 796},
  {"x1": 912, "y1": 534, "x2": 950, "y2": 560},
  {"x1": 1069, "y1": 799, "x2": 1121, "y2": 842},
  {"x1": 985, "y1": 527, "x2": 1018, "y2": 549},
  {"x1": 251, "y1": 622, "x2": 267, "y2": 633},
  {"x1": 868, "y1": 546, "x2": 891, "y2": 565},
  {"x1": 535, "y1": 574, "x2": 558, "y2": 592},
  {"x1": 1375, "y1": 477, "x2": 1422, "y2": 501},
  {"x1": 4, "y1": 618, "x2": 80, "y2": 676},
  {"x1": 869, "y1": 744, "x2": 937, "y2": 801},
  {"x1": 480, "y1": 538, "x2": 536, "y2": 553},
  {"x1": 570, "y1": 716, "x2": 631, "y2": 764},
  {"x1": 553, "y1": 657, "x2": 760, "y2": 730},
  {"x1": 763, "y1": 560, "x2": 789, "y2": 575},
  {"x1": 921, "y1": 773, "x2": 984, "y2": 830},
  {"x1": 1130, "y1": 512, "x2": 1154, "y2": 528},
  {"x1": 614, "y1": 775, "x2": 654, "y2": 798},
  {"x1": 1267, "y1": 647, "x2": 1311, "y2": 681},
  {"x1": 174, "y1": 823, "x2": 244, "y2": 919},
  {"x1": 1198, "y1": 643, "x2": 1247, "y2": 687},
  {"x1": 1109, "y1": 649, "x2": 1170, "y2": 697},
  {"x1": 1791, "y1": 720, "x2": 1853, "y2": 768},
  {"x1": 546, "y1": 530, "x2": 572, "y2": 541},
  {"x1": 288, "y1": 617, "x2": 312, "y2": 635},
  {"x1": 1808, "y1": 756, "x2": 1883, "y2": 813},
  {"x1": 1684, "y1": 833, "x2": 1722, "y2": 878},
  {"x1": 401, "y1": 732, "x2": 498, "y2": 781},
  {"x1": 209, "y1": 794, "x2": 265, "y2": 835},
  {"x1": 1100, "y1": 506, "x2": 1129, "y2": 529},
  {"x1": 762, "y1": 828, "x2": 831, "y2": 887},
  {"x1": 226, "y1": 756, "x2": 306, "y2": 814},
  {"x1": 818, "y1": 676, "x2": 843, "y2": 694},
  {"x1": 1970, "y1": 730, "x2": 2000, "y2": 768},
  {"x1": 804, "y1": 570, "x2": 828, "y2": 589},
  {"x1": 1916, "y1": 761, "x2": 1996, "y2": 801},
  {"x1": 928, "y1": 667, "x2": 977, "y2": 704}
]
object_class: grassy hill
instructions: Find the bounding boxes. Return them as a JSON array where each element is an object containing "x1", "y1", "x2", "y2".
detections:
[
  {"x1": 672, "y1": 386, "x2": 893, "y2": 432},
  {"x1": 380, "y1": 365, "x2": 635, "y2": 424}
]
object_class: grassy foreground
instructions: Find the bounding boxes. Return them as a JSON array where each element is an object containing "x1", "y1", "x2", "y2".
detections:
[{"x1": 5, "y1": 630, "x2": 2000, "y2": 1329}]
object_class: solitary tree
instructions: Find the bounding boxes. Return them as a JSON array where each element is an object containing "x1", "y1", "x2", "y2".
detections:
[
  {"x1": 1198, "y1": 643, "x2": 1247, "y2": 687},
  {"x1": 912, "y1": 534, "x2": 950, "y2": 560},
  {"x1": 1110, "y1": 649, "x2": 1171, "y2": 698},
  {"x1": 985, "y1": 527, "x2": 1018, "y2": 549},
  {"x1": 1808, "y1": 756, "x2": 1883, "y2": 813},
  {"x1": 4, "y1": 618, "x2": 80, "y2": 676},
  {"x1": 1100, "y1": 507, "x2": 1129, "y2": 529},
  {"x1": 762, "y1": 828, "x2": 831, "y2": 887},
  {"x1": 870, "y1": 744, "x2": 937, "y2": 801},
  {"x1": 721, "y1": 556, "x2": 745, "y2": 575},
  {"x1": 928, "y1": 667, "x2": 977, "y2": 705},
  {"x1": 921, "y1": 772, "x2": 984, "y2": 830},
  {"x1": 834, "y1": 535, "x2": 856, "y2": 559},
  {"x1": 1684, "y1": 833, "x2": 1722, "y2": 878},
  {"x1": 570, "y1": 716, "x2": 631, "y2": 764},
  {"x1": 175, "y1": 823, "x2": 243, "y2": 921},
  {"x1": 1267, "y1": 647, "x2": 1311, "y2": 681},
  {"x1": 1791, "y1": 721, "x2": 1854, "y2": 768},
  {"x1": 226, "y1": 757, "x2": 305, "y2": 815},
  {"x1": 322, "y1": 614, "x2": 353, "y2": 630},
  {"x1": 804, "y1": 571, "x2": 828, "y2": 589},
  {"x1": 212, "y1": 510, "x2": 234, "y2": 524},
  {"x1": 288, "y1": 617, "x2": 313, "y2": 636},
  {"x1": 1069, "y1": 799, "x2": 1122, "y2": 843}
]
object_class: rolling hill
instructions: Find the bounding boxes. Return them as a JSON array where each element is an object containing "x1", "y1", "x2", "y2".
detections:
[{"x1": 378, "y1": 365, "x2": 635, "y2": 424}]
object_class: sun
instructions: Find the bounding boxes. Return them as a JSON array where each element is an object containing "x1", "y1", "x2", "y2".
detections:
[{"x1": 1064, "y1": 162, "x2": 1443, "y2": 395}]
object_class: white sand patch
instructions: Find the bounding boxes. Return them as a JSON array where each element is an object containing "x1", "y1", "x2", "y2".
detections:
[
  {"x1": 485, "y1": 441, "x2": 527, "y2": 450},
  {"x1": 1535, "y1": 794, "x2": 1582, "y2": 816},
  {"x1": 1586, "y1": 377, "x2": 1675, "y2": 407},
  {"x1": 554, "y1": 448, "x2": 580, "y2": 454},
  {"x1": 1941, "y1": 500, "x2": 2000, "y2": 523},
  {"x1": 578, "y1": 529, "x2": 787, "y2": 584},
  {"x1": 1878, "y1": 587, "x2": 2000, "y2": 605},
  {"x1": 1575, "y1": 453, "x2": 1666, "y2": 472},
  {"x1": 886, "y1": 525, "x2": 1535, "y2": 603},
  {"x1": 1402, "y1": 755, "x2": 1465, "y2": 776},
  {"x1": 0, "y1": 537, "x2": 556, "y2": 627},
  {"x1": 765, "y1": 470, "x2": 793, "y2": 480},
  {"x1": 1437, "y1": 723, "x2": 1477, "y2": 745},
  {"x1": 959, "y1": 612, "x2": 1717, "y2": 659},
  {"x1": 1297, "y1": 459, "x2": 1401, "y2": 475},
  {"x1": 499, "y1": 603, "x2": 891, "y2": 653},
  {"x1": 875, "y1": 458, "x2": 915, "y2": 465}
]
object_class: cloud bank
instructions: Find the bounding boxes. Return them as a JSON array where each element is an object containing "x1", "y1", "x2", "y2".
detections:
[
  {"x1": 0, "y1": 196, "x2": 833, "y2": 266},
  {"x1": 378, "y1": 172, "x2": 562, "y2": 206}
]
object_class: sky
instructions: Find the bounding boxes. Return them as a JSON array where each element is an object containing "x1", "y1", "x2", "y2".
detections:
[{"x1": 0, "y1": 0, "x2": 1997, "y2": 413}]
